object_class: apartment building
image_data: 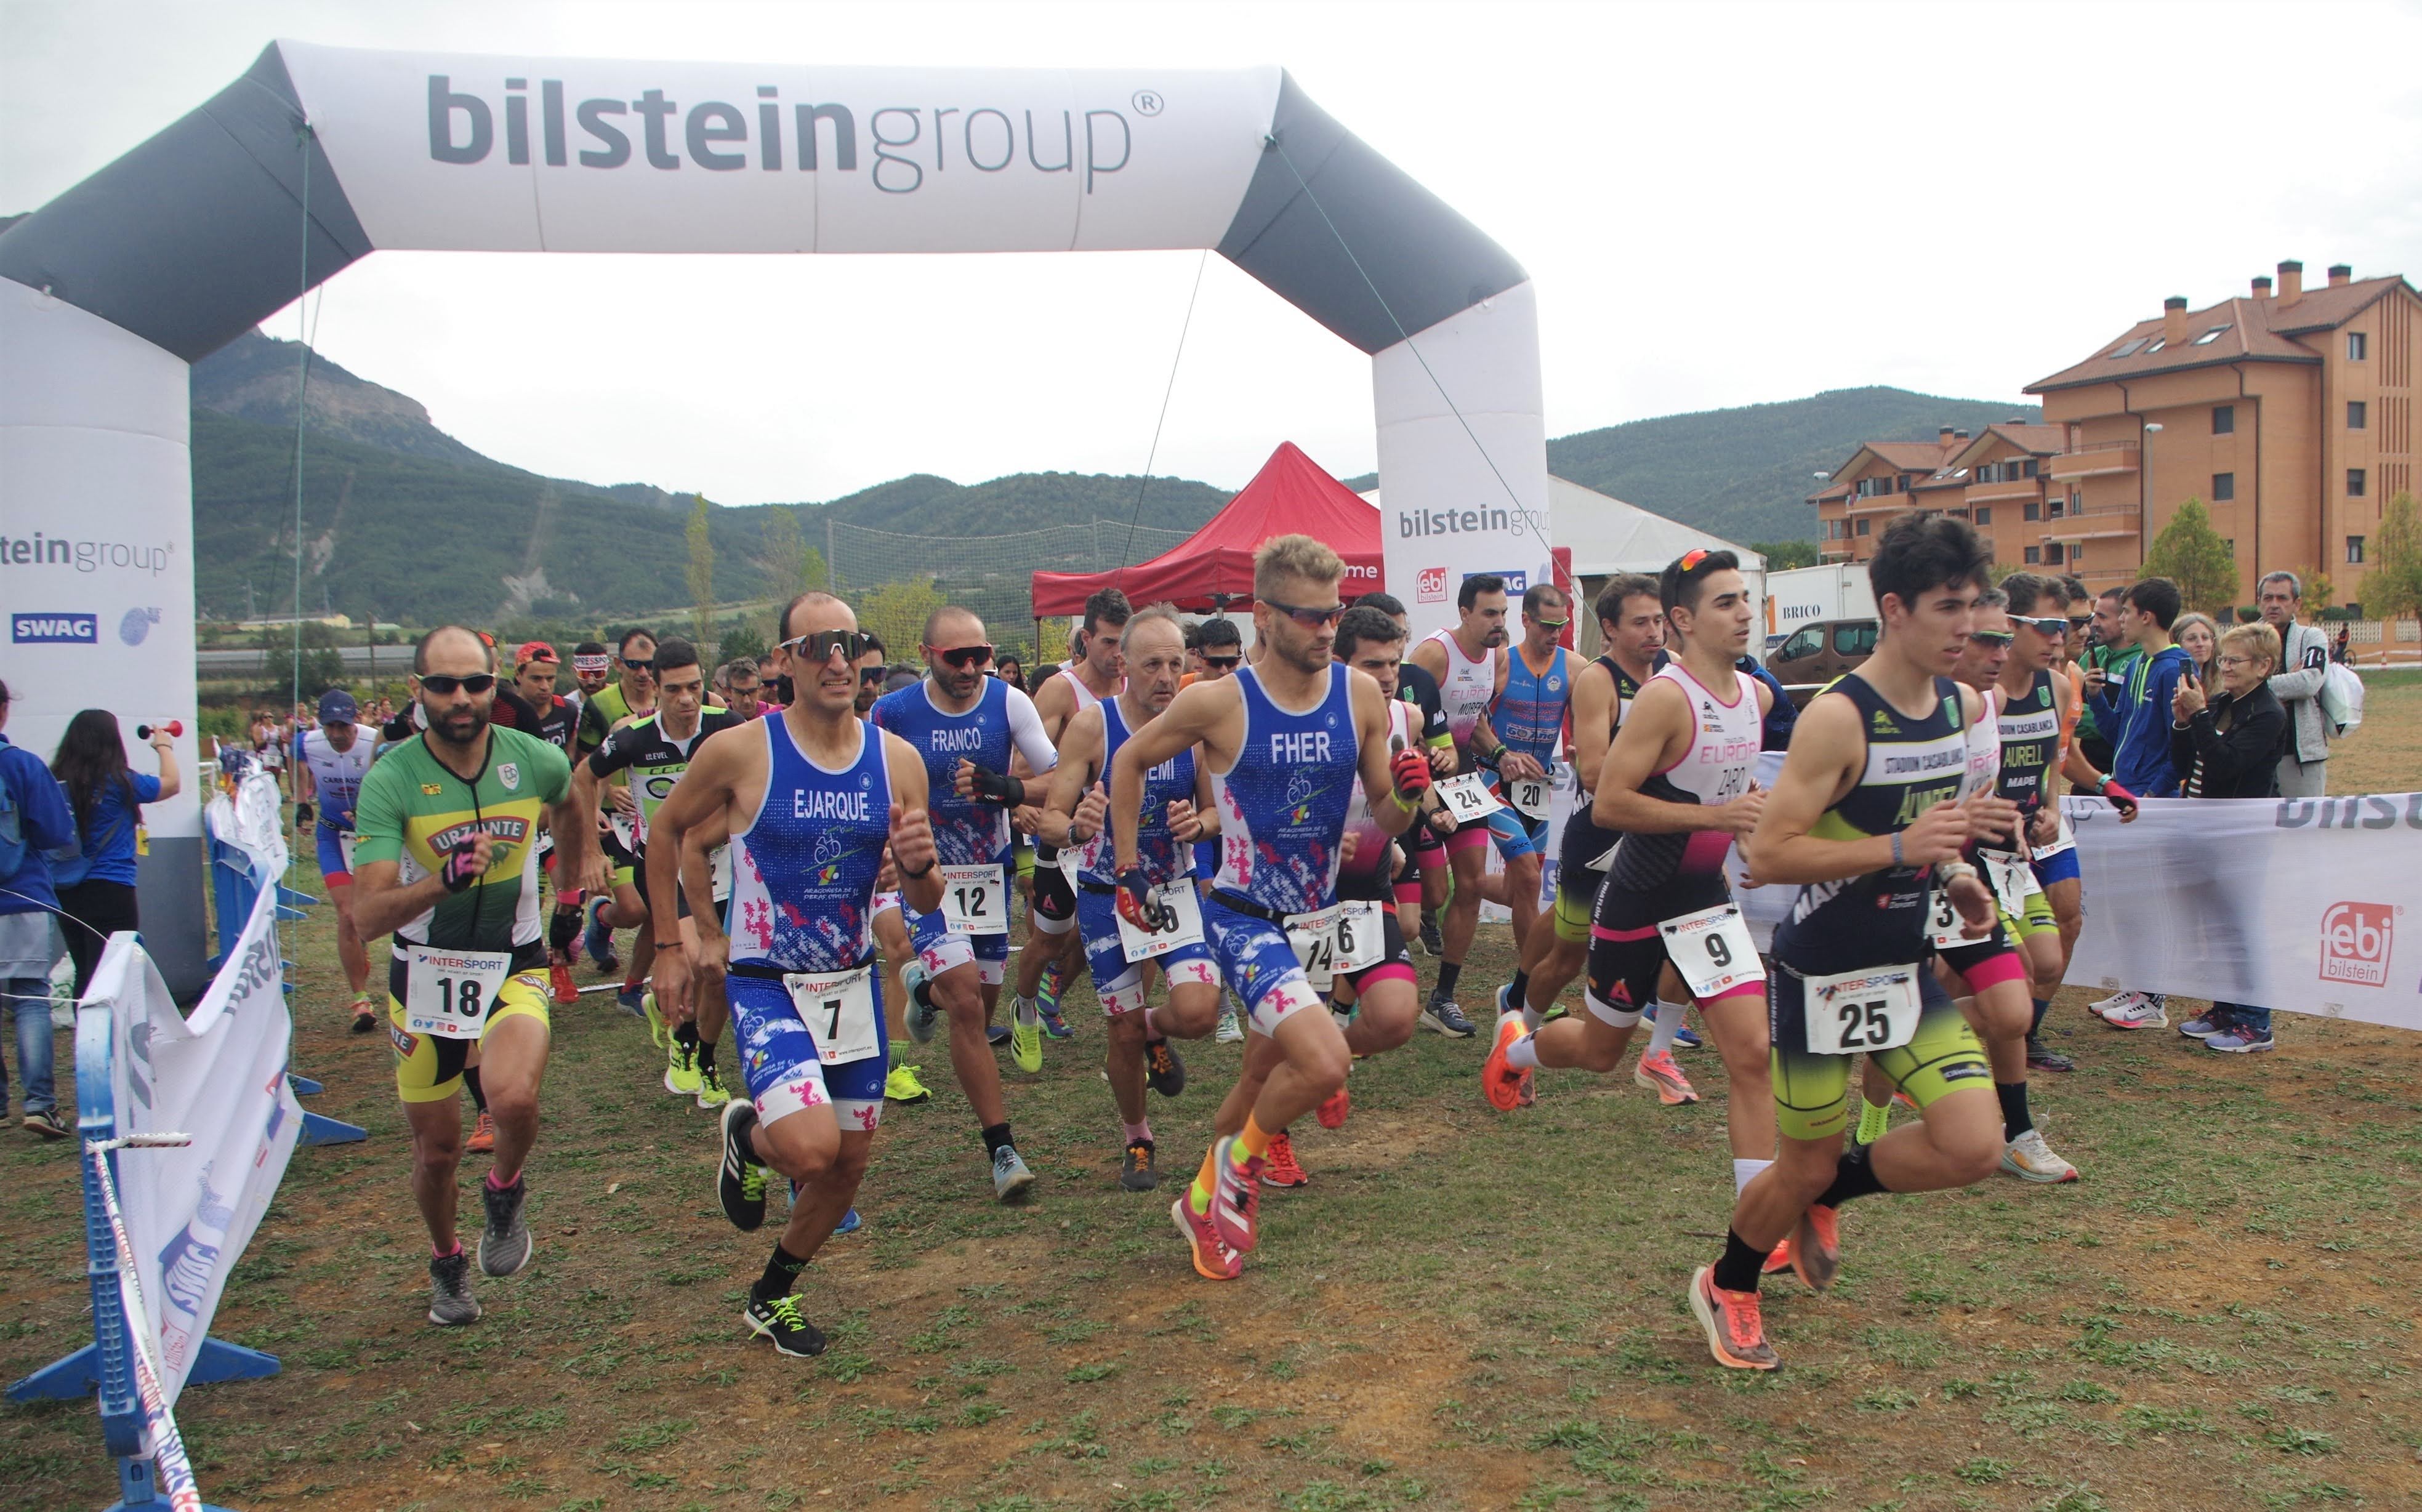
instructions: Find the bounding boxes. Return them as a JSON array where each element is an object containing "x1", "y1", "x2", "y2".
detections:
[{"x1": 1811, "y1": 421, "x2": 2062, "y2": 570}]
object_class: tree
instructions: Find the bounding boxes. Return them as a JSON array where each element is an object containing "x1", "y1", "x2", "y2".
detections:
[
  {"x1": 757, "y1": 506, "x2": 829, "y2": 601},
  {"x1": 857, "y1": 579, "x2": 946, "y2": 663},
  {"x1": 684, "y1": 493, "x2": 715, "y2": 648},
  {"x1": 2367, "y1": 491, "x2": 2422, "y2": 622},
  {"x1": 1750, "y1": 539, "x2": 1821, "y2": 571},
  {"x1": 716, "y1": 623, "x2": 770, "y2": 670},
  {"x1": 2141, "y1": 496, "x2": 2237, "y2": 616},
  {"x1": 263, "y1": 622, "x2": 344, "y2": 699}
]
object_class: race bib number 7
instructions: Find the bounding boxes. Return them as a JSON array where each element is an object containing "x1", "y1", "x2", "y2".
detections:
[
  {"x1": 403, "y1": 944, "x2": 513, "y2": 1039},
  {"x1": 1800, "y1": 964, "x2": 1921, "y2": 1056},
  {"x1": 940, "y1": 863, "x2": 1007, "y2": 936},
  {"x1": 784, "y1": 964, "x2": 882, "y2": 1066},
  {"x1": 1657, "y1": 901, "x2": 1762, "y2": 1001}
]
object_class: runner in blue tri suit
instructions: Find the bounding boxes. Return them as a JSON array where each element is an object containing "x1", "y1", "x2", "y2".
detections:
[
  {"x1": 869, "y1": 606, "x2": 1059, "y2": 1202},
  {"x1": 1106, "y1": 537, "x2": 1430, "y2": 1282},
  {"x1": 648, "y1": 590, "x2": 942, "y2": 1361},
  {"x1": 1481, "y1": 582, "x2": 1575, "y2": 1027},
  {"x1": 292, "y1": 688, "x2": 380, "y2": 1031}
]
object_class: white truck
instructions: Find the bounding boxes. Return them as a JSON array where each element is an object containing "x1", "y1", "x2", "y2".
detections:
[{"x1": 1761, "y1": 563, "x2": 1880, "y2": 702}]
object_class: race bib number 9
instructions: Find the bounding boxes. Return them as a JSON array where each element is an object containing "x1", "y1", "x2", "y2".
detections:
[
  {"x1": 940, "y1": 863, "x2": 1007, "y2": 936},
  {"x1": 1116, "y1": 880, "x2": 1207, "y2": 964},
  {"x1": 1436, "y1": 773, "x2": 1503, "y2": 826},
  {"x1": 784, "y1": 964, "x2": 881, "y2": 1066},
  {"x1": 1657, "y1": 901, "x2": 1762, "y2": 1001},
  {"x1": 1285, "y1": 900, "x2": 1385, "y2": 992},
  {"x1": 1800, "y1": 964, "x2": 1921, "y2": 1056},
  {"x1": 403, "y1": 944, "x2": 513, "y2": 1039}
]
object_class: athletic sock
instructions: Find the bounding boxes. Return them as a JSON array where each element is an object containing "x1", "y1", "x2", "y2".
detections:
[
  {"x1": 980, "y1": 1122, "x2": 1013, "y2": 1157},
  {"x1": 622, "y1": 965, "x2": 645, "y2": 991},
  {"x1": 1230, "y1": 1114, "x2": 1273, "y2": 1169},
  {"x1": 696, "y1": 1037, "x2": 717, "y2": 1075},
  {"x1": 1646, "y1": 999, "x2": 1686, "y2": 1056},
  {"x1": 1713, "y1": 1229, "x2": 1768, "y2": 1294},
  {"x1": 1122, "y1": 1119, "x2": 1151, "y2": 1144},
  {"x1": 1504, "y1": 971, "x2": 1530, "y2": 1013},
  {"x1": 1141, "y1": 1005, "x2": 1161, "y2": 1037},
  {"x1": 674, "y1": 1021, "x2": 699, "y2": 1048},
  {"x1": 433, "y1": 1239, "x2": 464, "y2": 1260},
  {"x1": 1434, "y1": 962, "x2": 1463, "y2": 1000},
  {"x1": 463, "y1": 1065, "x2": 488, "y2": 1114},
  {"x1": 1189, "y1": 1144, "x2": 1221, "y2": 1215},
  {"x1": 1732, "y1": 1157, "x2": 1772, "y2": 1197},
  {"x1": 1814, "y1": 1144, "x2": 1891, "y2": 1210},
  {"x1": 754, "y1": 1242, "x2": 807, "y2": 1303},
  {"x1": 1997, "y1": 1081, "x2": 2033, "y2": 1140},
  {"x1": 1856, "y1": 1097, "x2": 1892, "y2": 1146},
  {"x1": 2030, "y1": 997, "x2": 2052, "y2": 1037},
  {"x1": 1505, "y1": 1032, "x2": 1541, "y2": 1071}
]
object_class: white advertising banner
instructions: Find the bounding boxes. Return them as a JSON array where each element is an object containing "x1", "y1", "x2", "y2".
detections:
[{"x1": 95, "y1": 847, "x2": 304, "y2": 1405}]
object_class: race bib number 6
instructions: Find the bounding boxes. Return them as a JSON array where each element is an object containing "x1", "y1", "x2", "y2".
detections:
[
  {"x1": 1657, "y1": 901, "x2": 1762, "y2": 1001},
  {"x1": 784, "y1": 964, "x2": 882, "y2": 1066},
  {"x1": 1116, "y1": 880, "x2": 1207, "y2": 964},
  {"x1": 1436, "y1": 773, "x2": 1503, "y2": 826},
  {"x1": 1285, "y1": 900, "x2": 1385, "y2": 992},
  {"x1": 940, "y1": 863, "x2": 1008, "y2": 936},
  {"x1": 403, "y1": 944, "x2": 513, "y2": 1039},
  {"x1": 1800, "y1": 963, "x2": 1922, "y2": 1056}
]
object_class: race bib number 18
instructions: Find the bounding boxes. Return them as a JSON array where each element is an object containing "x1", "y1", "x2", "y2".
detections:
[
  {"x1": 784, "y1": 965, "x2": 881, "y2": 1066},
  {"x1": 940, "y1": 863, "x2": 1007, "y2": 936},
  {"x1": 403, "y1": 944, "x2": 513, "y2": 1039},
  {"x1": 1800, "y1": 963, "x2": 1922, "y2": 1056}
]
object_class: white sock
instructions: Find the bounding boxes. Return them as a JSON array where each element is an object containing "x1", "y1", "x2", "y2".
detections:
[
  {"x1": 1521, "y1": 1003, "x2": 1543, "y2": 1033},
  {"x1": 1646, "y1": 999, "x2": 1686, "y2": 1056},
  {"x1": 1142, "y1": 1005, "x2": 1162, "y2": 1037},
  {"x1": 1331, "y1": 1007, "x2": 1354, "y2": 1032},
  {"x1": 1733, "y1": 1157, "x2": 1772, "y2": 1196},
  {"x1": 1505, "y1": 1032, "x2": 1541, "y2": 1071}
]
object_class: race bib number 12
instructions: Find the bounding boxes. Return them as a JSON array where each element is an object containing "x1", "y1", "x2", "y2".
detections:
[{"x1": 940, "y1": 863, "x2": 1007, "y2": 936}]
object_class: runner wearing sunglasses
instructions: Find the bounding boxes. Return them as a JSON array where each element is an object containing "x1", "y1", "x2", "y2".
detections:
[
  {"x1": 575, "y1": 629, "x2": 659, "y2": 993},
  {"x1": 1406, "y1": 575, "x2": 1519, "y2": 1037},
  {"x1": 1479, "y1": 582, "x2": 1576, "y2": 1037},
  {"x1": 513, "y1": 643, "x2": 589, "y2": 1009}
]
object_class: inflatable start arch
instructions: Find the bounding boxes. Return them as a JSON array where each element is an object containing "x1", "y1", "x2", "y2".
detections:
[{"x1": 0, "y1": 41, "x2": 1550, "y2": 991}]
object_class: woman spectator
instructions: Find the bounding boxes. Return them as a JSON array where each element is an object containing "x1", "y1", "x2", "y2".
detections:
[
  {"x1": 2169, "y1": 622, "x2": 2287, "y2": 1054},
  {"x1": 49, "y1": 710, "x2": 181, "y2": 1000},
  {"x1": 2, "y1": 678, "x2": 79, "y2": 1138},
  {"x1": 2171, "y1": 611, "x2": 2221, "y2": 688},
  {"x1": 994, "y1": 656, "x2": 1027, "y2": 693}
]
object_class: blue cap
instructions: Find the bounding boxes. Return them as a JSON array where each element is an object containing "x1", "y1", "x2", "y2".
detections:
[{"x1": 316, "y1": 689, "x2": 359, "y2": 725}]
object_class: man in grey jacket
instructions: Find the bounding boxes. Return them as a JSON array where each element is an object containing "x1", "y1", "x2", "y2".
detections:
[{"x1": 2258, "y1": 571, "x2": 2333, "y2": 798}]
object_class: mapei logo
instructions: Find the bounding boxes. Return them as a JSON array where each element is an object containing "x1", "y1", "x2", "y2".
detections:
[
  {"x1": 12, "y1": 613, "x2": 97, "y2": 644},
  {"x1": 1416, "y1": 567, "x2": 1448, "y2": 604},
  {"x1": 2319, "y1": 901, "x2": 2394, "y2": 987}
]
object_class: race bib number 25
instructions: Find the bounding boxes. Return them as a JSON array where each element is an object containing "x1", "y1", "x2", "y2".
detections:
[{"x1": 1800, "y1": 964, "x2": 1921, "y2": 1056}]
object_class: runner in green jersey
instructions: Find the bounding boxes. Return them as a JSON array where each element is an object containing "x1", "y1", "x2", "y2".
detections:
[{"x1": 353, "y1": 626, "x2": 582, "y2": 1328}]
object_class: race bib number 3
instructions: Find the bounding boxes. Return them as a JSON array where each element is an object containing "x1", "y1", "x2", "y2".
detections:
[
  {"x1": 1285, "y1": 900, "x2": 1385, "y2": 992},
  {"x1": 940, "y1": 863, "x2": 1007, "y2": 936},
  {"x1": 1801, "y1": 964, "x2": 1922, "y2": 1056},
  {"x1": 1436, "y1": 773, "x2": 1503, "y2": 826},
  {"x1": 784, "y1": 965, "x2": 881, "y2": 1066},
  {"x1": 1925, "y1": 889, "x2": 1978, "y2": 951},
  {"x1": 1116, "y1": 880, "x2": 1207, "y2": 964},
  {"x1": 1657, "y1": 901, "x2": 1761, "y2": 1001},
  {"x1": 403, "y1": 944, "x2": 513, "y2": 1039}
]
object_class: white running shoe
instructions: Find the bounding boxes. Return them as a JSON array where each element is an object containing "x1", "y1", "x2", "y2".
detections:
[
  {"x1": 1216, "y1": 1005, "x2": 1245, "y2": 1044},
  {"x1": 2102, "y1": 995, "x2": 2167, "y2": 1031},
  {"x1": 2086, "y1": 990, "x2": 2138, "y2": 1020},
  {"x1": 2000, "y1": 1128, "x2": 2079, "y2": 1183}
]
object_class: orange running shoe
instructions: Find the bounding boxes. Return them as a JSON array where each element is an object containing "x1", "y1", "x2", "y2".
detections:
[
  {"x1": 465, "y1": 1110, "x2": 497, "y2": 1154},
  {"x1": 1171, "y1": 1194, "x2": 1242, "y2": 1280},
  {"x1": 1481, "y1": 1015, "x2": 1531, "y2": 1112},
  {"x1": 1633, "y1": 1048, "x2": 1699, "y2": 1106},
  {"x1": 1762, "y1": 1237, "x2": 1794, "y2": 1275},
  {"x1": 1316, "y1": 1080, "x2": 1350, "y2": 1130},
  {"x1": 1260, "y1": 1130, "x2": 1308, "y2": 1188},
  {"x1": 1791, "y1": 1204, "x2": 1840, "y2": 1293},
  {"x1": 549, "y1": 960, "x2": 578, "y2": 1006},
  {"x1": 1688, "y1": 1266, "x2": 1780, "y2": 1371}
]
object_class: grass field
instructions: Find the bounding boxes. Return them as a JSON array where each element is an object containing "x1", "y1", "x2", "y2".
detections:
[{"x1": 6, "y1": 693, "x2": 2420, "y2": 1511}]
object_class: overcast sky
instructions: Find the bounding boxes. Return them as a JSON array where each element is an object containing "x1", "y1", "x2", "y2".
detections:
[{"x1": 6, "y1": 0, "x2": 2418, "y2": 507}]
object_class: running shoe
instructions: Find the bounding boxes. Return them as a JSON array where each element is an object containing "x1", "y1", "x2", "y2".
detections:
[
  {"x1": 1209, "y1": 1136, "x2": 1263, "y2": 1253},
  {"x1": 2086, "y1": 989, "x2": 2136, "y2": 1019},
  {"x1": 1418, "y1": 911, "x2": 1444, "y2": 957},
  {"x1": 1172, "y1": 1194, "x2": 1243, "y2": 1281},
  {"x1": 744, "y1": 1293, "x2": 827, "y2": 1357},
  {"x1": 583, "y1": 898, "x2": 619, "y2": 973},
  {"x1": 1144, "y1": 1037, "x2": 1185, "y2": 1098},
  {"x1": 22, "y1": 1106, "x2": 70, "y2": 1140},
  {"x1": 1633, "y1": 1048, "x2": 1699, "y2": 1106},
  {"x1": 884, "y1": 1064, "x2": 933, "y2": 1104},
  {"x1": 350, "y1": 994, "x2": 378, "y2": 1034},
  {"x1": 693, "y1": 1062, "x2": 731, "y2": 1110},
  {"x1": 1316, "y1": 1077, "x2": 1350, "y2": 1130},
  {"x1": 1670, "y1": 1021, "x2": 1704, "y2": 1051},
  {"x1": 2001, "y1": 1128, "x2": 2079, "y2": 1183},
  {"x1": 834, "y1": 1207, "x2": 863, "y2": 1236},
  {"x1": 643, "y1": 990, "x2": 668, "y2": 1048},
  {"x1": 1482, "y1": 1016, "x2": 1530, "y2": 1112},
  {"x1": 1120, "y1": 1139, "x2": 1159, "y2": 1192},
  {"x1": 905, "y1": 960, "x2": 942, "y2": 1045},
  {"x1": 1216, "y1": 1005, "x2": 1245, "y2": 1044},
  {"x1": 1688, "y1": 1265, "x2": 1779, "y2": 1371},
  {"x1": 1260, "y1": 1130, "x2": 1308, "y2": 1189},
  {"x1": 2024, "y1": 1034, "x2": 2075, "y2": 1073},
  {"x1": 1038, "y1": 999, "x2": 1074, "y2": 1040},
  {"x1": 2176, "y1": 1012, "x2": 2228, "y2": 1039},
  {"x1": 2204, "y1": 1024, "x2": 2276, "y2": 1053},
  {"x1": 665, "y1": 1038, "x2": 702, "y2": 1097},
  {"x1": 1762, "y1": 1237, "x2": 1795, "y2": 1276},
  {"x1": 1422, "y1": 994, "x2": 1476, "y2": 1039},
  {"x1": 2104, "y1": 995, "x2": 2167, "y2": 1031},
  {"x1": 992, "y1": 1144, "x2": 1036, "y2": 1203},
  {"x1": 465, "y1": 1109, "x2": 496, "y2": 1154},
  {"x1": 718, "y1": 1100, "x2": 768, "y2": 1232},
  {"x1": 985, "y1": 1024, "x2": 1012, "y2": 1048},
  {"x1": 616, "y1": 984, "x2": 648, "y2": 1020},
  {"x1": 1790, "y1": 1204, "x2": 1840, "y2": 1293},
  {"x1": 477, "y1": 1175, "x2": 534, "y2": 1278},
  {"x1": 1008, "y1": 998, "x2": 1044, "y2": 1074},
  {"x1": 548, "y1": 960, "x2": 578, "y2": 1007},
  {"x1": 427, "y1": 1247, "x2": 482, "y2": 1327}
]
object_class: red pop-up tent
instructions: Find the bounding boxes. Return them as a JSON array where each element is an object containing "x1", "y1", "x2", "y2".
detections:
[{"x1": 1030, "y1": 442, "x2": 1383, "y2": 617}]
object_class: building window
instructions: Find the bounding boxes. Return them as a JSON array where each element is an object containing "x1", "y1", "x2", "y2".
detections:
[
  {"x1": 2022, "y1": 459, "x2": 2039, "y2": 478},
  {"x1": 2347, "y1": 536, "x2": 2365, "y2": 565},
  {"x1": 2349, "y1": 400, "x2": 2367, "y2": 429},
  {"x1": 1974, "y1": 507, "x2": 1992, "y2": 526},
  {"x1": 2348, "y1": 331, "x2": 2368, "y2": 361},
  {"x1": 2048, "y1": 495, "x2": 2066, "y2": 518},
  {"x1": 2024, "y1": 546, "x2": 2042, "y2": 565},
  {"x1": 2348, "y1": 468, "x2": 2367, "y2": 497},
  {"x1": 2213, "y1": 472, "x2": 2235, "y2": 502},
  {"x1": 2192, "y1": 325, "x2": 2227, "y2": 345},
  {"x1": 1897, "y1": 474, "x2": 1912, "y2": 492},
  {"x1": 2045, "y1": 542, "x2": 2066, "y2": 565},
  {"x1": 2024, "y1": 501, "x2": 2041, "y2": 522},
  {"x1": 2109, "y1": 338, "x2": 2147, "y2": 360},
  {"x1": 2213, "y1": 405, "x2": 2235, "y2": 435},
  {"x1": 1856, "y1": 518, "x2": 1870, "y2": 537}
]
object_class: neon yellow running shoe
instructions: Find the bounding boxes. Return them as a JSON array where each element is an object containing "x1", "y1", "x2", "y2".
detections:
[
  {"x1": 693, "y1": 1060, "x2": 731, "y2": 1109},
  {"x1": 665, "y1": 1038, "x2": 702, "y2": 1096},
  {"x1": 1008, "y1": 997, "x2": 1044, "y2": 1074},
  {"x1": 643, "y1": 989, "x2": 669, "y2": 1050},
  {"x1": 885, "y1": 1064, "x2": 933, "y2": 1104}
]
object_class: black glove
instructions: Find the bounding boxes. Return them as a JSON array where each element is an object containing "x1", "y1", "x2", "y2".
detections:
[
  {"x1": 1115, "y1": 866, "x2": 1174, "y2": 933},
  {"x1": 965, "y1": 762, "x2": 1021, "y2": 806},
  {"x1": 439, "y1": 838, "x2": 486, "y2": 893},
  {"x1": 294, "y1": 800, "x2": 314, "y2": 828}
]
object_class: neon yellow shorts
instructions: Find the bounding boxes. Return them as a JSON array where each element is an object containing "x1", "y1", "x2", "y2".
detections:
[
  {"x1": 1768, "y1": 967, "x2": 1992, "y2": 1142},
  {"x1": 1015, "y1": 843, "x2": 1037, "y2": 883},
  {"x1": 2003, "y1": 888, "x2": 2059, "y2": 944},
  {"x1": 1553, "y1": 881, "x2": 1596, "y2": 944},
  {"x1": 387, "y1": 968, "x2": 552, "y2": 1104}
]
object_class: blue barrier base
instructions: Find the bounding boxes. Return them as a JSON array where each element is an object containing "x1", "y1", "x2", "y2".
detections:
[
  {"x1": 299, "y1": 1111, "x2": 368, "y2": 1146},
  {"x1": 287, "y1": 1075, "x2": 323, "y2": 1095},
  {"x1": 111, "y1": 1450, "x2": 244, "y2": 1511},
  {"x1": 7, "y1": 1335, "x2": 280, "y2": 1404}
]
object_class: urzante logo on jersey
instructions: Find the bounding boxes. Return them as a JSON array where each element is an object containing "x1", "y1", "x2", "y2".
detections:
[
  {"x1": 2318, "y1": 902, "x2": 2394, "y2": 987},
  {"x1": 428, "y1": 817, "x2": 532, "y2": 852}
]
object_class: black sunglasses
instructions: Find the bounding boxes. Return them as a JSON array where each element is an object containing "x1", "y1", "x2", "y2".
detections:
[
  {"x1": 419, "y1": 673, "x2": 497, "y2": 695},
  {"x1": 1263, "y1": 597, "x2": 1345, "y2": 629},
  {"x1": 930, "y1": 643, "x2": 994, "y2": 669},
  {"x1": 2016, "y1": 616, "x2": 2068, "y2": 637},
  {"x1": 1201, "y1": 654, "x2": 1242, "y2": 669},
  {"x1": 1968, "y1": 631, "x2": 2015, "y2": 649},
  {"x1": 784, "y1": 629, "x2": 879, "y2": 666}
]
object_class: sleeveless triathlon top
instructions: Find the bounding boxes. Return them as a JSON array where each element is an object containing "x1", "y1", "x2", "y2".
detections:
[
  {"x1": 1337, "y1": 698, "x2": 1414, "y2": 901},
  {"x1": 1491, "y1": 643, "x2": 1571, "y2": 767},
  {"x1": 870, "y1": 676, "x2": 1037, "y2": 869},
  {"x1": 1601, "y1": 662, "x2": 1762, "y2": 920},
  {"x1": 727, "y1": 717, "x2": 893, "y2": 973},
  {"x1": 1080, "y1": 696, "x2": 1196, "y2": 888},
  {"x1": 297, "y1": 726, "x2": 375, "y2": 830},
  {"x1": 1423, "y1": 629, "x2": 1497, "y2": 750},
  {"x1": 1995, "y1": 668, "x2": 2061, "y2": 816},
  {"x1": 1773, "y1": 672, "x2": 1971, "y2": 975},
  {"x1": 1211, "y1": 662, "x2": 1359, "y2": 915},
  {"x1": 1961, "y1": 685, "x2": 2002, "y2": 801},
  {"x1": 1058, "y1": 665, "x2": 1109, "y2": 717}
]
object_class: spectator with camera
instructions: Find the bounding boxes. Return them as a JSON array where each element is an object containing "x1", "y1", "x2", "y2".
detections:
[
  {"x1": 2081, "y1": 577, "x2": 2191, "y2": 1030},
  {"x1": 2169, "y1": 622, "x2": 2288, "y2": 1052},
  {"x1": 2256, "y1": 571, "x2": 2333, "y2": 798}
]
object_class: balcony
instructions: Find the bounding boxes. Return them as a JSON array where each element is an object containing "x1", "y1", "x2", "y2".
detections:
[
  {"x1": 1844, "y1": 493, "x2": 1920, "y2": 515},
  {"x1": 2042, "y1": 502, "x2": 2141, "y2": 542},
  {"x1": 2046, "y1": 442, "x2": 2140, "y2": 480},
  {"x1": 1964, "y1": 475, "x2": 2046, "y2": 504}
]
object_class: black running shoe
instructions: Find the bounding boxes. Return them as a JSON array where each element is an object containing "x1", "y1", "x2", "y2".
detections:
[
  {"x1": 744, "y1": 1293, "x2": 827, "y2": 1357},
  {"x1": 1418, "y1": 912, "x2": 1444, "y2": 957},
  {"x1": 719, "y1": 1099, "x2": 769, "y2": 1232},
  {"x1": 1120, "y1": 1139, "x2": 1159, "y2": 1192},
  {"x1": 2025, "y1": 1035, "x2": 2075, "y2": 1074},
  {"x1": 1144, "y1": 1037, "x2": 1186, "y2": 1098},
  {"x1": 477, "y1": 1175, "x2": 533, "y2": 1278},
  {"x1": 427, "y1": 1247, "x2": 481, "y2": 1326}
]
